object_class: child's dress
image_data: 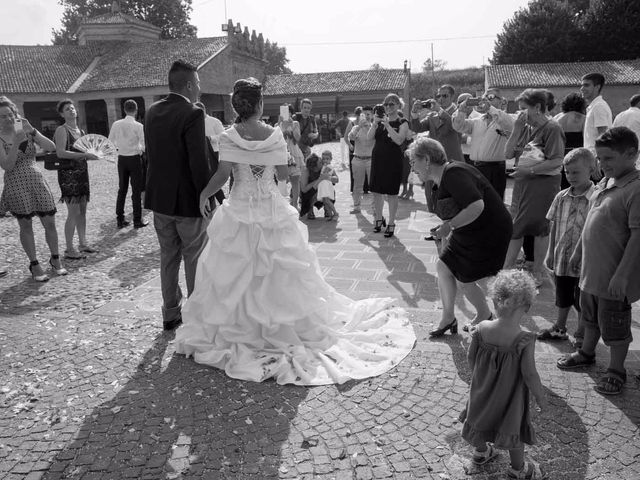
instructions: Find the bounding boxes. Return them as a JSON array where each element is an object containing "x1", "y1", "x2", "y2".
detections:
[
  {"x1": 460, "y1": 326, "x2": 537, "y2": 449},
  {"x1": 317, "y1": 166, "x2": 336, "y2": 200}
]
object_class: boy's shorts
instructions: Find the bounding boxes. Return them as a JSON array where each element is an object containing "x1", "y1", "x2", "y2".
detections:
[
  {"x1": 580, "y1": 291, "x2": 632, "y2": 346},
  {"x1": 554, "y1": 275, "x2": 581, "y2": 310}
]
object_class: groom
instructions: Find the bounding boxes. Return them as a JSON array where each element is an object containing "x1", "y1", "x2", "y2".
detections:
[{"x1": 144, "y1": 60, "x2": 213, "y2": 330}]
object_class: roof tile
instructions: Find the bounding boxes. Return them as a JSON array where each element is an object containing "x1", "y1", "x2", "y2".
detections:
[
  {"x1": 77, "y1": 37, "x2": 228, "y2": 91},
  {"x1": 264, "y1": 69, "x2": 408, "y2": 96},
  {"x1": 487, "y1": 59, "x2": 640, "y2": 88},
  {"x1": 0, "y1": 44, "x2": 101, "y2": 94}
]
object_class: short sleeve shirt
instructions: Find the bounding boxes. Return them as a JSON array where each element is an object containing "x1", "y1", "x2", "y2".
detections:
[
  {"x1": 580, "y1": 169, "x2": 640, "y2": 301},
  {"x1": 546, "y1": 184, "x2": 596, "y2": 276},
  {"x1": 583, "y1": 96, "x2": 612, "y2": 150}
]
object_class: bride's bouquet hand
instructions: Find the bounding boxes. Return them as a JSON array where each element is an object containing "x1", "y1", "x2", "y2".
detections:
[{"x1": 200, "y1": 192, "x2": 215, "y2": 218}]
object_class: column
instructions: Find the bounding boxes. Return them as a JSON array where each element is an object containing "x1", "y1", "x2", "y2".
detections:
[{"x1": 105, "y1": 97, "x2": 120, "y2": 129}]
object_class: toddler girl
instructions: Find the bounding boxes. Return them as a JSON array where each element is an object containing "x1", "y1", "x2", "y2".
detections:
[
  {"x1": 317, "y1": 150, "x2": 339, "y2": 220},
  {"x1": 460, "y1": 269, "x2": 548, "y2": 479}
]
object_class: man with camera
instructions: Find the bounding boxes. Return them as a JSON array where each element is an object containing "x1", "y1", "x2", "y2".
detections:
[
  {"x1": 410, "y1": 84, "x2": 464, "y2": 163},
  {"x1": 410, "y1": 85, "x2": 464, "y2": 211},
  {"x1": 452, "y1": 89, "x2": 514, "y2": 200}
]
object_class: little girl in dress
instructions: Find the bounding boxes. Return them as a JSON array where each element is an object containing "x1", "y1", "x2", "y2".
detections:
[
  {"x1": 460, "y1": 269, "x2": 548, "y2": 479},
  {"x1": 317, "y1": 150, "x2": 339, "y2": 221}
]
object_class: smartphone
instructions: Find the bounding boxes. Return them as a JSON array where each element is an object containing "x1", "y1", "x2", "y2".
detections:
[
  {"x1": 466, "y1": 98, "x2": 481, "y2": 107},
  {"x1": 14, "y1": 118, "x2": 23, "y2": 132},
  {"x1": 279, "y1": 105, "x2": 290, "y2": 121}
]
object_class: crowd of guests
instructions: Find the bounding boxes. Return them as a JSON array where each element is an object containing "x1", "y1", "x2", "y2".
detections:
[{"x1": 1, "y1": 60, "x2": 639, "y2": 479}]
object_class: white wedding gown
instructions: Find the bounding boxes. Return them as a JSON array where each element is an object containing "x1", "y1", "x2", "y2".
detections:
[{"x1": 174, "y1": 128, "x2": 415, "y2": 385}]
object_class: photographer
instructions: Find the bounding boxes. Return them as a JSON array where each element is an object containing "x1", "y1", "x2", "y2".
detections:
[
  {"x1": 452, "y1": 89, "x2": 515, "y2": 200},
  {"x1": 366, "y1": 94, "x2": 409, "y2": 237}
]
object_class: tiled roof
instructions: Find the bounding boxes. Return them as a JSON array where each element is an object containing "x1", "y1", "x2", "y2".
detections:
[
  {"x1": 487, "y1": 59, "x2": 640, "y2": 88},
  {"x1": 263, "y1": 69, "x2": 409, "y2": 96},
  {"x1": 0, "y1": 44, "x2": 101, "y2": 94},
  {"x1": 0, "y1": 37, "x2": 228, "y2": 94},
  {"x1": 79, "y1": 11, "x2": 158, "y2": 30},
  {"x1": 76, "y1": 37, "x2": 228, "y2": 91}
]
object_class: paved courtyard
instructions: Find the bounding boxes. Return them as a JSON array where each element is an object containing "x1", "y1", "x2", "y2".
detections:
[{"x1": 0, "y1": 142, "x2": 639, "y2": 479}]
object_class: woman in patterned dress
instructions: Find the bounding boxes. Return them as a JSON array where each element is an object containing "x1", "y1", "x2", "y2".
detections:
[
  {"x1": 0, "y1": 96, "x2": 67, "y2": 281},
  {"x1": 53, "y1": 99, "x2": 99, "y2": 259}
]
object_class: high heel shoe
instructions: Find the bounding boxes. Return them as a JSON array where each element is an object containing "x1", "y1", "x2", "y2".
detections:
[
  {"x1": 373, "y1": 216, "x2": 387, "y2": 233},
  {"x1": 49, "y1": 255, "x2": 68, "y2": 276},
  {"x1": 28, "y1": 260, "x2": 49, "y2": 282},
  {"x1": 384, "y1": 224, "x2": 396, "y2": 237},
  {"x1": 429, "y1": 318, "x2": 458, "y2": 337}
]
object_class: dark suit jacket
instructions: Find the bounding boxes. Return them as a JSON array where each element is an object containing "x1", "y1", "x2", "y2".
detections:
[
  {"x1": 410, "y1": 104, "x2": 464, "y2": 162},
  {"x1": 144, "y1": 93, "x2": 212, "y2": 217}
]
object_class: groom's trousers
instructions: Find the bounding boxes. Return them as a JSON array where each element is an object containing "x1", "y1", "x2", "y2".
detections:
[{"x1": 153, "y1": 212, "x2": 209, "y2": 323}]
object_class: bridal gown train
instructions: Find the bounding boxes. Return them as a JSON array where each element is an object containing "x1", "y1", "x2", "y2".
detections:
[{"x1": 174, "y1": 127, "x2": 415, "y2": 385}]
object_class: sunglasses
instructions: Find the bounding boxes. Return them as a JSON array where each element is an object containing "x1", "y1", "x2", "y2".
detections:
[
  {"x1": 383, "y1": 102, "x2": 396, "y2": 107},
  {"x1": 435, "y1": 94, "x2": 449, "y2": 98},
  {"x1": 484, "y1": 94, "x2": 500, "y2": 101}
]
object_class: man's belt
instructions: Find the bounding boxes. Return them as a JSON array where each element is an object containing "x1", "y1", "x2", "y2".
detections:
[{"x1": 470, "y1": 160, "x2": 505, "y2": 167}]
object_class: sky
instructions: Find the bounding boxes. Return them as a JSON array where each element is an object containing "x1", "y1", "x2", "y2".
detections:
[{"x1": 1, "y1": 0, "x2": 531, "y2": 73}]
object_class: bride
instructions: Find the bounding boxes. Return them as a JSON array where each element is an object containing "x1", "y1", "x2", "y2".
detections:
[{"x1": 174, "y1": 78, "x2": 415, "y2": 385}]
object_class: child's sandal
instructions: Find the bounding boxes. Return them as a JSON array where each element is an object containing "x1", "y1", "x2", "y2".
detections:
[
  {"x1": 472, "y1": 444, "x2": 499, "y2": 465},
  {"x1": 594, "y1": 368, "x2": 626, "y2": 395},
  {"x1": 507, "y1": 460, "x2": 546, "y2": 479}
]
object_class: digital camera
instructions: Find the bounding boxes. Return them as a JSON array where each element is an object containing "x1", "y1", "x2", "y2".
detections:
[{"x1": 373, "y1": 104, "x2": 386, "y2": 118}]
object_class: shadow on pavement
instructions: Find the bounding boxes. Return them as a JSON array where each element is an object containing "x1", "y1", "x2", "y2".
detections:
[
  {"x1": 433, "y1": 332, "x2": 589, "y2": 480},
  {"x1": 356, "y1": 214, "x2": 440, "y2": 308},
  {"x1": 42, "y1": 333, "x2": 307, "y2": 479}
]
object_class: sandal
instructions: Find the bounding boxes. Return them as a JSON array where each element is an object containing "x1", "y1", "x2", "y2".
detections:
[
  {"x1": 594, "y1": 368, "x2": 626, "y2": 396},
  {"x1": 556, "y1": 349, "x2": 595, "y2": 370},
  {"x1": 472, "y1": 444, "x2": 499, "y2": 465},
  {"x1": 508, "y1": 460, "x2": 546, "y2": 479},
  {"x1": 79, "y1": 245, "x2": 98, "y2": 254}
]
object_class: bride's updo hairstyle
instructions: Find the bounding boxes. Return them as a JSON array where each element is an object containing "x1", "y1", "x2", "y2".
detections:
[{"x1": 232, "y1": 77, "x2": 262, "y2": 123}]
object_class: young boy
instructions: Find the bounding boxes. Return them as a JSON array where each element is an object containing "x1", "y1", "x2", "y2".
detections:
[
  {"x1": 557, "y1": 127, "x2": 640, "y2": 396},
  {"x1": 317, "y1": 150, "x2": 339, "y2": 220},
  {"x1": 538, "y1": 148, "x2": 596, "y2": 346}
]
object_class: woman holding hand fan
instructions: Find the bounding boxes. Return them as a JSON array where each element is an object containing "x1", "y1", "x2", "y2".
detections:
[{"x1": 53, "y1": 98, "x2": 99, "y2": 259}]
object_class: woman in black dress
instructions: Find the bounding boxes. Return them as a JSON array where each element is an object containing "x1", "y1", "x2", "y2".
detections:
[
  {"x1": 53, "y1": 99, "x2": 99, "y2": 259},
  {"x1": 553, "y1": 92, "x2": 586, "y2": 189},
  {"x1": 366, "y1": 93, "x2": 409, "y2": 237},
  {"x1": 408, "y1": 135, "x2": 512, "y2": 337}
]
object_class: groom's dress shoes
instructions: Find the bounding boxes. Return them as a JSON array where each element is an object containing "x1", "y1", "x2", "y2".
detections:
[
  {"x1": 163, "y1": 316, "x2": 183, "y2": 331},
  {"x1": 134, "y1": 220, "x2": 149, "y2": 229}
]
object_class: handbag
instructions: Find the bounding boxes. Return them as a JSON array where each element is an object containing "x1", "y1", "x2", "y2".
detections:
[{"x1": 41, "y1": 152, "x2": 74, "y2": 170}]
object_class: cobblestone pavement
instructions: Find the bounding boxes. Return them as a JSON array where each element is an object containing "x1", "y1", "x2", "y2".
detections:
[{"x1": 1, "y1": 142, "x2": 639, "y2": 479}]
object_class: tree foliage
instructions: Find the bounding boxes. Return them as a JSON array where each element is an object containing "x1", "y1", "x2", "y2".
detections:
[
  {"x1": 492, "y1": 0, "x2": 640, "y2": 64},
  {"x1": 410, "y1": 67, "x2": 484, "y2": 102},
  {"x1": 52, "y1": 0, "x2": 197, "y2": 44},
  {"x1": 422, "y1": 58, "x2": 447, "y2": 72},
  {"x1": 264, "y1": 41, "x2": 292, "y2": 75}
]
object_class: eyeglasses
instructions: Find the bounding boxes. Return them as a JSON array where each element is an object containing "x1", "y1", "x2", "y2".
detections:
[
  {"x1": 383, "y1": 102, "x2": 396, "y2": 107},
  {"x1": 435, "y1": 94, "x2": 449, "y2": 98},
  {"x1": 484, "y1": 94, "x2": 500, "y2": 101}
]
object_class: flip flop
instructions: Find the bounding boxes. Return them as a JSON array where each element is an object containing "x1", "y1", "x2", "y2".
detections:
[{"x1": 64, "y1": 251, "x2": 86, "y2": 260}]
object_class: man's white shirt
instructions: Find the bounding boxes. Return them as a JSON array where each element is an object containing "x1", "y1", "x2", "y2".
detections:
[
  {"x1": 583, "y1": 95, "x2": 612, "y2": 150},
  {"x1": 108, "y1": 115, "x2": 144, "y2": 156}
]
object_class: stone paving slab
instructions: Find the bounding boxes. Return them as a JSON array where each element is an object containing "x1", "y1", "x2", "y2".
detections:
[{"x1": 1, "y1": 142, "x2": 639, "y2": 479}]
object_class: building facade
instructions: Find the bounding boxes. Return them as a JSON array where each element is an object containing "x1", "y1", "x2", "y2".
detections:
[{"x1": 0, "y1": 5, "x2": 267, "y2": 137}]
